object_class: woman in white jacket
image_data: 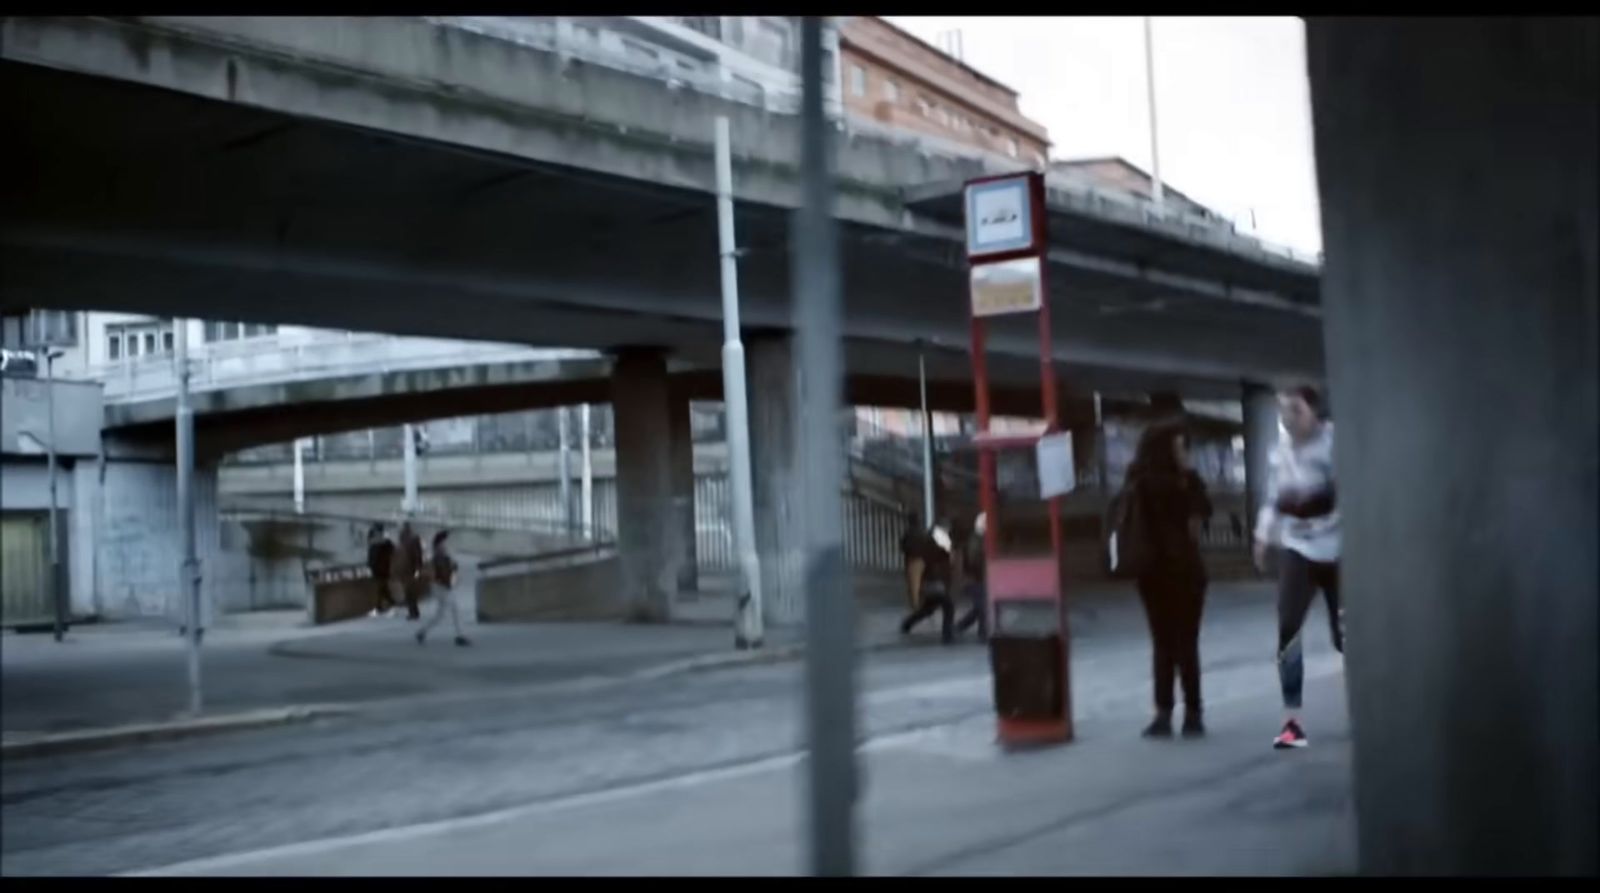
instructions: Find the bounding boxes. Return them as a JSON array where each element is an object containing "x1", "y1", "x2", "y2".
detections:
[{"x1": 1254, "y1": 384, "x2": 1344, "y2": 750}]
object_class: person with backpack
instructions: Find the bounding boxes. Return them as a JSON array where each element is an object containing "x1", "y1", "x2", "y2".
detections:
[
  {"x1": 1112, "y1": 419, "x2": 1214, "y2": 738},
  {"x1": 416, "y1": 529, "x2": 470, "y2": 647},
  {"x1": 1253, "y1": 384, "x2": 1342, "y2": 750}
]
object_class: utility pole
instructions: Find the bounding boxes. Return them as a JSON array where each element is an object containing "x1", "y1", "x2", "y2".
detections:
[
  {"x1": 715, "y1": 113, "x2": 765, "y2": 650},
  {"x1": 557, "y1": 407, "x2": 573, "y2": 536},
  {"x1": 580, "y1": 404, "x2": 594, "y2": 539},
  {"x1": 43, "y1": 348, "x2": 63, "y2": 642},
  {"x1": 175, "y1": 319, "x2": 203, "y2": 715},
  {"x1": 917, "y1": 344, "x2": 936, "y2": 527},
  {"x1": 293, "y1": 437, "x2": 308, "y2": 515},
  {"x1": 796, "y1": 16, "x2": 857, "y2": 877},
  {"x1": 1144, "y1": 16, "x2": 1165, "y2": 214},
  {"x1": 402, "y1": 423, "x2": 418, "y2": 514}
]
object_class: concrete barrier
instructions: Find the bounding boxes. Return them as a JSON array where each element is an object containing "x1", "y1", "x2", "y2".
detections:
[{"x1": 476, "y1": 545, "x2": 622, "y2": 623}]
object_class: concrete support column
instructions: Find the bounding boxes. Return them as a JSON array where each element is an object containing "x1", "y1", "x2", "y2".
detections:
[
  {"x1": 1306, "y1": 18, "x2": 1596, "y2": 875},
  {"x1": 1241, "y1": 382, "x2": 1279, "y2": 539},
  {"x1": 747, "y1": 334, "x2": 805, "y2": 626},
  {"x1": 668, "y1": 387, "x2": 698, "y2": 596},
  {"x1": 609, "y1": 350, "x2": 679, "y2": 622}
]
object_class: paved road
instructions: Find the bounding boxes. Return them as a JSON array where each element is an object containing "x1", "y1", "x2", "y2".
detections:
[{"x1": 1, "y1": 584, "x2": 1352, "y2": 876}]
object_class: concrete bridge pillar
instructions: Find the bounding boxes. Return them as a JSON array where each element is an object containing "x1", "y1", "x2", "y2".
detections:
[
  {"x1": 609, "y1": 349, "x2": 682, "y2": 622},
  {"x1": 747, "y1": 334, "x2": 805, "y2": 627},
  {"x1": 1306, "y1": 17, "x2": 1596, "y2": 875},
  {"x1": 1241, "y1": 382, "x2": 1279, "y2": 539}
]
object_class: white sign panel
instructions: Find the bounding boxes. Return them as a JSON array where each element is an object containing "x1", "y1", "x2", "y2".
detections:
[
  {"x1": 1036, "y1": 431, "x2": 1076, "y2": 499},
  {"x1": 970, "y1": 256, "x2": 1043, "y2": 318},
  {"x1": 965, "y1": 176, "x2": 1034, "y2": 257}
]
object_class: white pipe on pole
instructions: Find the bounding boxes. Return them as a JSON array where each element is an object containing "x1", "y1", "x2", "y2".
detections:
[{"x1": 715, "y1": 114, "x2": 766, "y2": 650}]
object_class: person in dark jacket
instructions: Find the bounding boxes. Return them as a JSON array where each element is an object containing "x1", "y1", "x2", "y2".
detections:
[
  {"x1": 395, "y1": 520, "x2": 425, "y2": 620},
  {"x1": 1123, "y1": 419, "x2": 1214, "y2": 738},
  {"x1": 366, "y1": 524, "x2": 396, "y2": 617},
  {"x1": 899, "y1": 519, "x2": 956, "y2": 644}
]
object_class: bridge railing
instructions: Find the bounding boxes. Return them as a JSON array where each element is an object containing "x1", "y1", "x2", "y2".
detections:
[
  {"x1": 95, "y1": 333, "x2": 599, "y2": 403},
  {"x1": 424, "y1": 16, "x2": 803, "y2": 115}
]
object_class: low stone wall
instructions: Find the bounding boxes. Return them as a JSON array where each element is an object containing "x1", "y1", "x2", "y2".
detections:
[{"x1": 475, "y1": 546, "x2": 622, "y2": 623}]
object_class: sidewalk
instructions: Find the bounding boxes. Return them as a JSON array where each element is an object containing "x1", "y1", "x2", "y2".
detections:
[
  {"x1": 0, "y1": 576, "x2": 923, "y2": 752},
  {"x1": 1, "y1": 576, "x2": 1251, "y2": 759}
]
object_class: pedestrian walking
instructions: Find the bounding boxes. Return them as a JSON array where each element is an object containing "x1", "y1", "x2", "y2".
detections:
[
  {"x1": 1113, "y1": 419, "x2": 1213, "y2": 738},
  {"x1": 416, "y1": 529, "x2": 469, "y2": 647},
  {"x1": 899, "y1": 510, "x2": 924, "y2": 612},
  {"x1": 955, "y1": 511, "x2": 989, "y2": 639},
  {"x1": 366, "y1": 524, "x2": 395, "y2": 617},
  {"x1": 395, "y1": 520, "x2": 424, "y2": 620},
  {"x1": 899, "y1": 518, "x2": 956, "y2": 644},
  {"x1": 1253, "y1": 384, "x2": 1343, "y2": 750}
]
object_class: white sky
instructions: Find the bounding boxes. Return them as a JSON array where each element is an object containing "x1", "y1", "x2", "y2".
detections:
[{"x1": 884, "y1": 16, "x2": 1323, "y2": 255}]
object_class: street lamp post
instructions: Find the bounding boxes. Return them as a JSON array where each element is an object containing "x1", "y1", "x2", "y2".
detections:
[{"x1": 42, "y1": 348, "x2": 65, "y2": 642}]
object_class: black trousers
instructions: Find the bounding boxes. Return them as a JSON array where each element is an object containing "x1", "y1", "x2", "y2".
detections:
[
  {"x1": 1277, "y1": 550, "x2": 1343, "y2": 710},
  {"x1": 373, "y1": 576, "x2": 394, "y2": 611},
  {"x1": 901, "y1": 584, "x2": 954, "y2": 642},
  {"x1": 1136, "y1": 573, "x2": 1207, "y2": 713}
]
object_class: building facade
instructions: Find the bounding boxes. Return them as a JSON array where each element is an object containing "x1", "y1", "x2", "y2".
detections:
[{"x1": 838, "y1": 17, "x2": 1050, "y2": 165}]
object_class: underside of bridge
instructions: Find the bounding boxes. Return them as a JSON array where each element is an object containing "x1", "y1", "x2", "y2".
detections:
[{"x1": 1, "y1": 42, "x2": 1321, "y2": 406}]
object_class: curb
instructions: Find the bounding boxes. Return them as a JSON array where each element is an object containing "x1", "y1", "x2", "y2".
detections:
[{"x1": 1, "y1": 705, "x2": 354, "y2": 762}]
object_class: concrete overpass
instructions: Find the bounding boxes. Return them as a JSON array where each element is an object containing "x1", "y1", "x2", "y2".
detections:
[
  {"x1": 1, "y1": 15, "x2": 1322, "y2": 402},
  {"x1": 2, "y1": 14, "x2": 1322, "y2": 625}
]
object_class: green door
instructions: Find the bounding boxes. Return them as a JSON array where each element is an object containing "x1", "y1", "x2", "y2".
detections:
[{"x1": 1, "y1": 513, "x2": 53, "y2": 627}]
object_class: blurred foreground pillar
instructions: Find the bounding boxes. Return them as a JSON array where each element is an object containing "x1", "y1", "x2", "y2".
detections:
[{"x1": 1305, "y1": 17, "x2": 1597, "y2": 875}]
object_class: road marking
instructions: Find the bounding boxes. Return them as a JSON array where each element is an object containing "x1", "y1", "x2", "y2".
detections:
[{"x1": 122, "y1": 750, "x2": 807, "y2": 876}]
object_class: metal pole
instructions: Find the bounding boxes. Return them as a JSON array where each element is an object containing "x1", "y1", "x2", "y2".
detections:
[
  {"x1": 918, "y1": 346, "x2": 935, "y2": 526},
  {"x1": 45, "y1": 351, "x2": 63, "y2": 642},
  {"x1": 402, "y1": 423, "x2": 418, "y2": 514},
  {"x1": 175, "y1": 319, "x2": 202, "y2": 715},
  {"x1": 795, "y1": 16, "x2": 856, "y2": 876},
  {"x1": 293, "y1": 437, "x2": 307, "y2": 515},
  {"x1": 715, "y1": 113, "x2": 767, "y2": 650},
  {"x1": 558, "y1": 407, "x2": 573, "y2": 536},
  {"x1": 1144, "y1": 16, "x2": 1165, "y2": 213},
  {"x1": 580, "y1": 404, "x2": 594, "y2": 539}
]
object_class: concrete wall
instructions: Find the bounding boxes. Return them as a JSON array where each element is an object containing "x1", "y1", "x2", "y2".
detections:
[
  {"x1": 95, "y1": 459, "x2": 222, "y2": 624},
  {"x1": 1306, "y1": 18, "x2": 1597, "y2": 876}
]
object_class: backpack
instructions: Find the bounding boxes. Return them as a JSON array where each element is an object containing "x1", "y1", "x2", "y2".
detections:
[{"x1": 1106, "y1": 480, "x2": 1152, "y2": 579}]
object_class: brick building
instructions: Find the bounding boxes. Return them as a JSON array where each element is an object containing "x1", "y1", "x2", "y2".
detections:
[{"x1": 838, "y1": 17, "x2": 1050, "y2": 165}]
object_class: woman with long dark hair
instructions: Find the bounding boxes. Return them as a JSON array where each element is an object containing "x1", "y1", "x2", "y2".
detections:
[{"x1": 1122, "y1": 419, "x2": 1214, "y2": 737}]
